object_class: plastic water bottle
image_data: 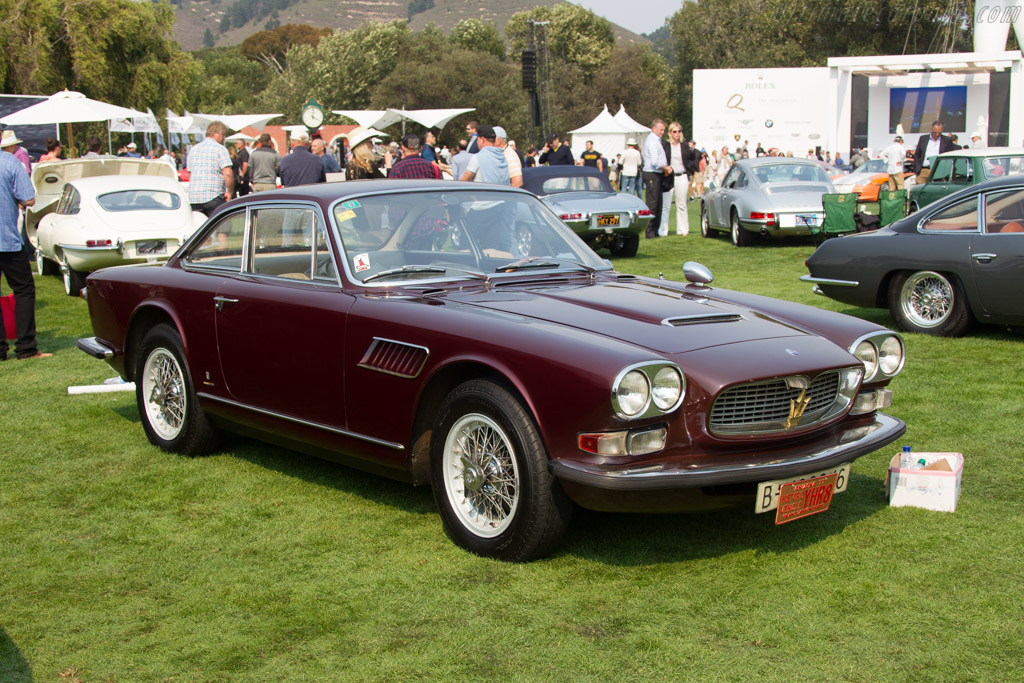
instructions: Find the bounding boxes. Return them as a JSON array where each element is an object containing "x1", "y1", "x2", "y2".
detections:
[{"x1": 901, "y1": 445, "x2": 913, "y2": 468}]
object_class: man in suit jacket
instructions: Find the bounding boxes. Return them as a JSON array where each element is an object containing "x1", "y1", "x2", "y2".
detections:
[{"x1": 913, "y1": 121, "x2": 958, "y2": 182}]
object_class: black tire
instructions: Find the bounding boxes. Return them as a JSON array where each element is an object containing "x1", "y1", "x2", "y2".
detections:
[
  {"x1": 700, "y1": 203, "x2": 713, "y2": 238},
  {"x1": 430, "y1": 379, "x2": 572, "y2": 561},
  {"x1": 62, "y1": 258, "x2": 86, "y2": 297},
  {"x1": 909, "y1": 200, "x2": 920, "y2": 214},
  {"x1": 135, "y1": 324, "x2": 221, "y2": 454},
  {"x1": 731, "y1": 209, "x2": 752, "y2": 247},
  {"x1": 880, "y1": 181, "x2": 891, "y2": 193},
  {"x1": 609, "y1": 233, "x2": 639, "y2": 258},
  {"x1": 888, "y1": 270, "x2": 974, "y2": 336},
  {"x1": 36, "y1": 250, "x2": 59, "y2": 276}
]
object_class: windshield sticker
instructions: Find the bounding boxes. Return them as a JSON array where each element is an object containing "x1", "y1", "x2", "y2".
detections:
[
  {"x1": 341, "y1": 200, "x2": 361, "y2": 210},
  {"x1": 353, "y1": 253, "x2": 370, "y2": 273},
  {"x1": 337, "y1": 209, "x2": 357, "y2": 222}
]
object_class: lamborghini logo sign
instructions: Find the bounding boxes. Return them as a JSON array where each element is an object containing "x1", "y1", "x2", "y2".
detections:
[{"x1": 786, "y1": 389, "x2": 810, "y2": 429}]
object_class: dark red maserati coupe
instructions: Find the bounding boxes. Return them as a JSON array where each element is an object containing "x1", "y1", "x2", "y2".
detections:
[{"x1": 78, "y1": 180, "x2": 907, "y2": 560}]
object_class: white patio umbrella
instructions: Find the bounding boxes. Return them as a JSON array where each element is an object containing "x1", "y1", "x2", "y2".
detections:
[{"x1": 0, "y1": 90, "x2": 146, "y2": 155}]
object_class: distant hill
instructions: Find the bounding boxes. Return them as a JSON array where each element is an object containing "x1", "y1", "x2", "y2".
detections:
[{"x1": 172, "y1": 0, "x2": 648, "y2": 51}]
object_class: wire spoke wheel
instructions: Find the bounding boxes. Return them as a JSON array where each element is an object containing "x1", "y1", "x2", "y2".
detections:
[
  {"x1": 901, "y1": 271, "x2": 953, "y2": 328},
  {"x1": 141, "y1": 347, "x2": 187, "y2": 441},
  {"x1": 442, "y1": 413, "x2": 520, "y2": 538}
]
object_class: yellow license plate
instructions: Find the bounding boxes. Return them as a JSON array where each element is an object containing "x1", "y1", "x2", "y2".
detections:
[{"x1": 596, "y1": 215, "x2": 619, "y2": 226}]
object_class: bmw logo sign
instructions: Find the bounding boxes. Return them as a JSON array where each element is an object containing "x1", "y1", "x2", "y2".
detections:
[
  {"x1": 765, "y1": 119, "x2": 774, "y2": 128},
  {"x1": 785, "y1": 348, "x2": 800, "y2": 356}
]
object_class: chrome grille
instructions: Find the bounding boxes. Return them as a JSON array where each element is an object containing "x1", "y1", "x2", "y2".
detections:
[
  {"x1": 357, "y1": 338, "x2": 429, "y2": 378},
  {"x1": 709, "y1": 371, "x2": 842, "y2": 435}
]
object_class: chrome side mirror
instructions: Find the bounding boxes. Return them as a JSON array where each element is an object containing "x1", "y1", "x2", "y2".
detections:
[{"x1": 683, "y1": 261, "x2": 714, "y2": 287}]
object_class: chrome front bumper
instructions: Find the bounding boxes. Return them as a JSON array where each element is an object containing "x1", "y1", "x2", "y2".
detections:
[{"x1": 550, "y1": 413, "x2": 905, "y2": 491}]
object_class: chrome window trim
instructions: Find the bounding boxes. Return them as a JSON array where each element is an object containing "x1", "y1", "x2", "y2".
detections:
[
  {"x1": 180, "y1": 205, "x2": 252, "y2": 274},
  {"x1": 197, "y1": 392, "x2": 405, "y2": 451},
  {"x1": 248, "y1": 202, "x2": 342, "y2": 286},
  {"x1": 916, "y1": 193, "x2": 981, "y2": 234}
]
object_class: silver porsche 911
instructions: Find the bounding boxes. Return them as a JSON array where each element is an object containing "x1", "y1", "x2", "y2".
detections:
[{"x1": 701, "y1": 158, "x2": 836, "y2": 246}]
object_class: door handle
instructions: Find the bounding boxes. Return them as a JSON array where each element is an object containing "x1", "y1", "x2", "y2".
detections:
[
  {"x1": 213, "y1": 296, "x2": 239, "y2": 310},
  {"x1": 972, "y1": 253, "x2": 997, "y2": 264}
]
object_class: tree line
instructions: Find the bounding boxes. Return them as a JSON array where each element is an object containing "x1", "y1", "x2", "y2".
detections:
[{"x1": 0, "y1": 0, "x2": 984, "y2": 149}]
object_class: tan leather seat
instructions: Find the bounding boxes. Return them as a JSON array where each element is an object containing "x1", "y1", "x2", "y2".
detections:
[{"x1": 999, "y1": 221, "x2": 1024, "y2": 233}]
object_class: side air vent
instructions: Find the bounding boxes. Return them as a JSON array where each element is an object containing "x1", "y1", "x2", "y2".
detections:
[
  {"x1": 357, "y1": 338, "x2": 429, "y2": 378},
  {"x1": 662, "y1": 313, "x2": 743, "y2": 326}
]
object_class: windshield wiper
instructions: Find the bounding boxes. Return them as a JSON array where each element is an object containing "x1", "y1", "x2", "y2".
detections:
[
  {"x1": 495, "y1": 257, "x2": 596, "y2": 277},
  {"x1": 363, "y1": 264, "x2": 489, "y2": 284}
]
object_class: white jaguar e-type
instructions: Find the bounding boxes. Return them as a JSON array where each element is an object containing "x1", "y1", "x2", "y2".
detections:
[{"x1": 27, "y1": 158, "x2": 205, "y2": 295}]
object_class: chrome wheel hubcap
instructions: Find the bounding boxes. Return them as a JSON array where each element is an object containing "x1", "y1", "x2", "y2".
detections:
[
  {"x1": 443, "y1": 413, "x2": 519, "y2": 538},
  {"x1": 902, "y1": 271, "x2": 953, "y2": 328},
  {"x1": 142, "y1": 348, "x2": 187, "y2": 440}
]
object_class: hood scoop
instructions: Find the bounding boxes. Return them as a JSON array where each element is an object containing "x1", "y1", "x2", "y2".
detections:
[{"x1": 662, "y1": 313, "x2": 744, "y2": 327}]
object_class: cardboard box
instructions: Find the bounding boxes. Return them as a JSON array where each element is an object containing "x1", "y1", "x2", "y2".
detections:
[{"x1": 887, "y1": 452, "x2": 964, "y2": 512}]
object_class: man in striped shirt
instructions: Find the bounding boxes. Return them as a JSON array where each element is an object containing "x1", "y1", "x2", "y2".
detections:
[{"x1": 389, "y1": 134, "x2": 442, "y2": 180}]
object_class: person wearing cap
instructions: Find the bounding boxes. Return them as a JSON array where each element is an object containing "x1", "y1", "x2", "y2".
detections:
[
  {"x1": 970, "y1": 131, "x2": 985, "y2": 149},
  {"x1": 279, "y1": 129, "x2": 326, "y2": 187},
  {"x1": 538, "y1": 133, "x2": 573, "y2": 166},
  {"x1": 124, "y1": 142, "x2": 141, "y2": 158},
  {"x1": 881, "y1": 135, "x2": 908, "y2": 190},
  {"x1": 186, "y1": 120, "x2": 234, "y2": 216},
  {"x1": 459, "y1": 125, "x2": 509, "y2": 184},
  {"x1": 389, "y1": 134, "x2": 442, "y2": 180},
  {"x1": 0, "y1": 129, "x2": 31, "y2": 174},
  {"x1": 249, "y1": 133, "x2": 280, "y2": 192},
  {"x1": 492, "y1": 127, "x2": 523, "y2": 188},
  {"x1": 0, "y1": 140, "x2": 50, "y2": 360},
  {"x1": 345, "y1": 127, "x2": 387, "y2": 180}
]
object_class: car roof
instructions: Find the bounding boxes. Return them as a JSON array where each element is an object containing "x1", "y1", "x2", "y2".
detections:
[
  {"x1": 70, "y1": 174, "x2": 186, "y2": 193},
  {"x1": 522, "y1": 166, "x2": 606, "y2": 180},
  {"x1": 736, "y1": 157, "x2": 824, "y2": 168},
  {"x1": 935, "y1": 147, "x2": 1024, "y2": 158}
]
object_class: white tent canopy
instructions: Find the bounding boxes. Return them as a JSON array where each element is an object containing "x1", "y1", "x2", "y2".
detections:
[
  {"x1": 569, "y1": 105, "x2": 650, "y2": 163},
  {"x1": 332, "y1": 108, "x2": 474, "y2": 132},
  {"x1": 186, "y1": 112, "x2": 281, "y2": 133}
]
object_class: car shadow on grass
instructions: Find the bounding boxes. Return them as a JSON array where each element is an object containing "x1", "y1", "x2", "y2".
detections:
[
  {"x1": 561, "y1": 471, "x2": 888, "y2": 566},
  {"x1": 0, "y1": 628, "x2": 32, "y2": 682}
]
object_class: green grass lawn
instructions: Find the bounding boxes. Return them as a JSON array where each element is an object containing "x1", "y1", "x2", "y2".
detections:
[{"x1": 2, "y1": 200, "x2": 1022, "y2": 681}]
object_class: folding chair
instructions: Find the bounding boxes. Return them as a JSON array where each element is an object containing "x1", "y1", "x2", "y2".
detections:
[
  {"x1": 878, "y1": 189, "x2": 908, "y2": 227},
  {"x1": 813, "y1": 193, "x2": 859, "y2": 242}
]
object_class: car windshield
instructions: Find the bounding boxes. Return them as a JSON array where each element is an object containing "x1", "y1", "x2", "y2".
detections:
[
  {"x1": 332, "y1": 189, "x2": 609, "y2": 284},
  {"x1": 852, "y1": 159, "x2": 886, "y2": 174},
  {"x1": 982, "y1": 156, "x2": 1024, "y2": 180},
  {"x1": 751, "y1": 164, "x2": 830, "y2": 184},
  {"x1": 97, "y1": 190, "x2": 181, "y2": 212}
]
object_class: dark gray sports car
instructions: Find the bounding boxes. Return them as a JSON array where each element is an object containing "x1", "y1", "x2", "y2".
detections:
[
  {"x1": 802, "y1": 175, "x2": 1024, "y2": 336},
  {"x1": 523, "y1": 166, "x2": 651, "y2": 257}
]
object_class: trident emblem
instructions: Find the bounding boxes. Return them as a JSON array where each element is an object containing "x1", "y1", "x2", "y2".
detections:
[{"x1": 786, "y1": 389, "x2": 811, "y2": 429}]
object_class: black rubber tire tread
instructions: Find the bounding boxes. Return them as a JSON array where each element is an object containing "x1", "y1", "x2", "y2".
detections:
[
  {"x1": 64, "y1": 266, "x2": 85, "y2": 297},
  {"x1": 615, "y1": 233, "x2": 639, "y2": 257},
  {"x1": 38, "y1": 254, "x2": 59, "y2": 276},
  {"x1": 731, "y1": 209, "x2": 752, "y2": 247},
  {"x1": 887, "y1": 270, "x2": 974, "y2": 337},
  {"x1": 700, "y1": 203, "x2": 713, "y2": 238},
  {"x1": 135, "y1": 323, "x2": 221, "y2": 455},
  {"x1": 429, "y1": 378, "x2": 572, "y2": 562}
]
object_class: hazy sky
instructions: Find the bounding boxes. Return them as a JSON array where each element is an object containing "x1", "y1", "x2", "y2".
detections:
[{"x1": 575, "y1": 0, "x2": 678, "y2": 35}]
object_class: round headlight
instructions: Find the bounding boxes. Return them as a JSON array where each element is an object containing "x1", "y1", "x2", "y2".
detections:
[
  {"x1": 651, "y1": 366, "x2": 684, "y2": 411},
  {"x1": 615, "y1": 370, "x2": 650, "y2": 417},
  {"x1": 878, "y1": 336, "x2": 903, "y2": 375},
  {"x1": 854, "y1": 341, "x2": 878, "y2": 380}
]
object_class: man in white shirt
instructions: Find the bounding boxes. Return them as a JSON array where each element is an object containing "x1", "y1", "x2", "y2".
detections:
[
  {"x1": 642, "y1": 119, "x2": 671, "y2": 239},
  {"x1": 620, "y1": 140, "x2": 642, "y2": 197},
  {"x1": 881, "y1": 136, "x2": 907, "y2": 190}
]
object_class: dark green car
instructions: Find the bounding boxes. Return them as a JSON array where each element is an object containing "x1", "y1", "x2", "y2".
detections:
[{"x1": 910, "y1": 148, "x2": 1024, "y2": 211}]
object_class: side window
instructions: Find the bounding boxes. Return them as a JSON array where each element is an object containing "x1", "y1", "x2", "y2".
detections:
[
  {"x1": 951, "y1": 158, "x2": 972, "y2": 184},
  {"x1": 921, "y1": 195, "x2": 979, "y2": 231},
  {"x1": 929, "y1": 158, "x2": 952, "y2": 183},
  {"x1": 251, "y1": 206, "x2": 337, "y2": 282},
  {"x1": 734, "y1": 170, "x2": 748, "y2": 188},
  {"x1": 723, "y1": 166, "x2": 741, "y2": 188},
  {"x1": 57, "y1": 186, "x2": 81, "y2": 215},
  {"x1": 184, "y1": 210, "x2": 247, "y2": 269},
  {"x1": 983, "y1": 189, "x2": 1024, "y2": 234}
]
